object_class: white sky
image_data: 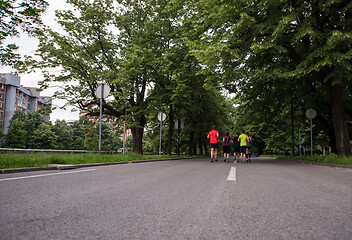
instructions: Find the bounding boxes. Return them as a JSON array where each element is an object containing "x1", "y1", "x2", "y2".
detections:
[{"x1": 0, "y1": 0, "x2": 79, "y2": 122}]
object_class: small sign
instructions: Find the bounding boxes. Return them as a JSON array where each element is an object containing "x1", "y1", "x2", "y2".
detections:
[
  {"x1": 157, "y1": 112, "x2": 166, "y2": 122},
  {"x1": 96, "y1": 83, "x2": 111, "y2": 99},
  {"x1": 306, "y1": 108, "x2": 317, "y2": 119},
  {"x1": 174, "y1": 119, "x2": 185, "y2": 129}
]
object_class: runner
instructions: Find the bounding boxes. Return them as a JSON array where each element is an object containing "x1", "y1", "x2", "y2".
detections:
[
  {"x1": 246, "y1": 132, "x2": 252, "y2": 162},
  {"x1": 238, "y1": 129, "x2": 248, "y2": 163},
  {"x1": 223, "y1": 131, "x2": 232, "y2": 163},
  {"x1": 233, "y1": 132, "x2": 240, "y2": 163},
  {"x1": 207, "y1": 125, "x2": 219, "y2": 162}
]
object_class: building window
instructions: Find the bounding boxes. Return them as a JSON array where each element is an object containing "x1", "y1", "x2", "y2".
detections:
[{"x1": 17, "y1": 92, "x2": 28, "y2": 109}]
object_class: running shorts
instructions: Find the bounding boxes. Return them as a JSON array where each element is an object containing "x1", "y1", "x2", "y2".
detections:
[
  {"x1": 210, "y1": 143, "x2": 218, "y2": 149},
  {"x1": 233, "y1": 146, "x2": 240, "y2": 153},
  {"x1": 223, "y1": 145, "x2": 231, "y2": 154},
  {"x1": 240, "y1": 146, "x2": 247, "y2": 154}
]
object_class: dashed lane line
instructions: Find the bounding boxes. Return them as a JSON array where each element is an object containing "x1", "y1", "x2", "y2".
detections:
[{"x1": 227, "y1": 166, "x2": 236, "y2": 181}]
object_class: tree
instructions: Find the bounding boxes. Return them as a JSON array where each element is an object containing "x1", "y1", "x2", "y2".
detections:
[
  {"x1": 4, "y1": 110, "x2": 27, "y2": 148},
  {"x1": 52, "y1": 120, "x2": 74, "y2": 150},
  {"x1": 142, "y1": 134, "x2": 154, "y2": 153},
  {"x1": 0, "y1": 0, "x2": 47, "y2": 66},
  {"x1": 24, "y1": 111, "x2": 44, "y2": 148},
  {"x1": 32, "y1": 122, "x2": 57, "y2": 149},
  {"x1": 4, "y1": 120, "x2": 27, "y2": 148},
  {"x1": 70, "y1": 116, "x2": 90, "y2": 150},
  {"x1": 112, "y1": 131, "x2": 123, "y2": 151},
  {"x1": 29, "y1": 0, "x2": 166, "y2": 154},
  {"x1": 0, "y1": 122, "x2": 4, "y2": 146},
  {"x1": 84, "y1": 120, "x2": 114, "y2": 151},
  {"x1": 84, "y1": 120, "x2": 99, "y2": 151},
  {"x1": 184, "y1": 0, "x2": 352, "y2": 156}
]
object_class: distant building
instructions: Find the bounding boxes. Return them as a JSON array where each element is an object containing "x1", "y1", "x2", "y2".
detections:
[{"x1": 0, "y1": 73, "x2": 52, "y2": 133}]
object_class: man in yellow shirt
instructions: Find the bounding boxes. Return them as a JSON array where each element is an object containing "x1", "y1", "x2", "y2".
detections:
[{"x1": 238, "y1": 129, "x2": 248, "y2": 163}]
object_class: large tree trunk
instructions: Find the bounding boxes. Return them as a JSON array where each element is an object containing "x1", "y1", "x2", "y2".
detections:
[
  {"x1": 193, "y1": 137, "x2": 197, "y2": 155},
  {"x1": 167, "y1": 105, "x2": 174, "y2": 155},
  {"x1": 131, "y1": 114, "x2": 146, "y2": 154},
  {"x1": 188, "y1": 131, "x2": 195, "y2": 155},
  {"x1": 198, "y1": 134, "x2": 203, "y2": 155},
  {"x1": 204, "y1": 135, "x2": 208, "y2": 155},
  {"x1": 315, "y1": 114, "x2": 337, "y2": 154},
  {"x1": 327, "y1": 80, "x2": 351, "y2": 156}
]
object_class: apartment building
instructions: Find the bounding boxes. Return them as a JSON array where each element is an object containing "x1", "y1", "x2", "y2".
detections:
[{"x1": 0, "y1": 73, "x2": 52, "y2": 133}]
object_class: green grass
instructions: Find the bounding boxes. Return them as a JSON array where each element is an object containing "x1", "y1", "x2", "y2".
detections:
[
  {"x1": 0, "y1": 153, "x2": 193, "y2": 169},
  {"x1": 259, "y1": 154, "x2": 282, "y2": 158},
  {"x1": 261, "y1": 154, "x2": 352, "y2": 166}
]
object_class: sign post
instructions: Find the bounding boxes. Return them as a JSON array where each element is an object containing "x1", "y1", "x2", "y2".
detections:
[
  {"x1": 306, "y1": 108, "x2": 317, "y2": 156},
  {"x1": 158, "y1": 112, "x2": 166, "y2": 155},
  {"x1": 95, "y1": 83, "x2": 110, "y2": 153}
]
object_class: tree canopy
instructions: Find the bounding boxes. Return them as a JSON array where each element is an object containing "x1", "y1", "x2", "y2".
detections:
[
  {"x1": 182, "y1": 0, "x2": 352, "y2": 156},
  {"x1": 0, "y1": 0, "x2": 48, "y2": 66},
  {"x1": 10, "y1": 0, "x2": 351, "y2": 156}
]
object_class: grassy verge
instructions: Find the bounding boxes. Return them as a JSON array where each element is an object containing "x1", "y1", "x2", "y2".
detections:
[
  {"x1": 258, "y1": 154, "x2": 282, "y2": 158},
  {"x1": 261, "y1": 154, "x2": 352, "y2": 166},
  {"x1": 0, "y1": 153, "x2": 194, "y2": 169}
]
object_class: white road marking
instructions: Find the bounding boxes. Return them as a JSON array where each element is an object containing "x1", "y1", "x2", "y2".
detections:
[
  {"x1": 227, "y1": 166, "x2": 236, "y2": 181},
  {"x1": 0, "y1": 169, "x2": 96, "y2": 182}
]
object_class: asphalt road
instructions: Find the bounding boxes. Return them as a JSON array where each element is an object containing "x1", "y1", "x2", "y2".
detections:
[{"x1": 1, "y1": 157, "x2": 351, "y2": 239}]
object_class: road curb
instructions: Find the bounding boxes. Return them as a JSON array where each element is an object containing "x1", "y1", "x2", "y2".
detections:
[
  {"x1": 0, "y1": 158, "x2": 187, "y2": 174},
  {"x1": 278, "y1": 158, "x2": 352, "y2": 169}
]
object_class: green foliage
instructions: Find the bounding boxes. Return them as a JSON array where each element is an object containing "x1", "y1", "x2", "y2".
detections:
[
  {"x1": 0, "y1": 0, "x2": 48, "y2": 66},
  {"x1": 70, "y1": 116, "x2": 90, "y2": 150},
  {"x1": 32, "y1": 122, "x2": 57, "y2": 149},
  {"x1": 2, "y1": 111, "x2": 124, "y2": 151},
  {"x1": 142, "y1": 134, "x2": 154, "y2": 153},
  {"x1": 125, "y1": 135, "x2": 133, "y2": 151},
  {"x1": 183, "y1": 0, "x2": 352, "y2": 156},
  {"x1": 52, "y1": 120, "x2": 74, "y2": 150},
  {"x1": 0, "y1": 122, "x2": 4, "y2": 146},
  {"x1": 4, "y1": 120, "x2": 27, "y2": 148},
  {"x1": 24, "y1": 111, "x2": 45, "y2": 148},
  {"x1": 84, "y1": 121, "x2": 99, "y2": 151},
  {"x1": 84, "y1": 121, "x2": 117, "y2": 151},
  {"x1": 10, "y1": 110, "x2": 27, "y2": 122},
  {"x1": 20, "y1": 0, "x2": 236, "y2": 154},
  {"x1": 112, "y1": 131, "x2": 123, "y2": 151}
]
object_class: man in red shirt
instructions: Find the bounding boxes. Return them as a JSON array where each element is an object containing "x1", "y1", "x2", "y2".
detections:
[{"x1": 207, "y1": 125, "x2": 219, "y2": 162}]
